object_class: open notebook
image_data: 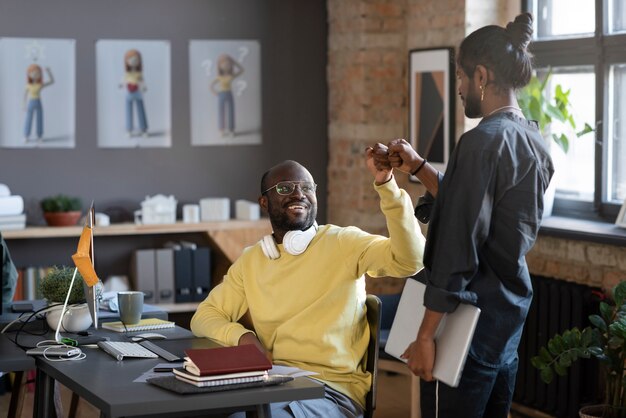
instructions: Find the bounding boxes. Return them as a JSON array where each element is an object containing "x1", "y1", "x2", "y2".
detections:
[{"x1": 384, "y1": 276, "x2": 481, "y2": 388}]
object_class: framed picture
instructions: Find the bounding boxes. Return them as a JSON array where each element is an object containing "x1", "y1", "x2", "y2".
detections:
[
  {"x1": 408, "y1": 47, "x2": 455, "y2": 180},
  {"x1": 616, "y1": 199, "x2": 626, "y2": 229},
  {"x1": 189, "y1": 40, "x2": 262, "y2": 146}
]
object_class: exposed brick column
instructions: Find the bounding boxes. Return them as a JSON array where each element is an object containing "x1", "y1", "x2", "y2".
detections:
[{"x1": 327, "y1": 0, "x2": 409, "y2": 235}]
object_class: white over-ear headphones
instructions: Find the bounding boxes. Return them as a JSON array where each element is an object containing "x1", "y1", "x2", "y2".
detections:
[{"x1": 260, "y1": 222, "x2": 318, "y2": 260}]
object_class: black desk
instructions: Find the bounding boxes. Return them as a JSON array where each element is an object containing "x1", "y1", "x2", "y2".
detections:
[
  {"x1": 0, "y1": 334, "x2": 36, "y2": 418},
  {"x1": 0, "y1": 300, "x2": 168, "y2": 326},
  {"x1": 0, "y1": 302, "x2": 173, "y2": 418},
  {"x1": 34, "y1": 337, "x2": 325, "y2": 418}
]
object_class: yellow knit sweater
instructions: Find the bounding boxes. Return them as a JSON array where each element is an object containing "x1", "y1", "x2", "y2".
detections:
[{"x1": 191, "y1": 179, "x2": 425, "y2": 407}]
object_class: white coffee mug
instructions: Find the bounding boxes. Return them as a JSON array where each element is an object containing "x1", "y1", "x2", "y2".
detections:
[{"x1": 183, "y1": 204, "x2": 200, "y2": 223}]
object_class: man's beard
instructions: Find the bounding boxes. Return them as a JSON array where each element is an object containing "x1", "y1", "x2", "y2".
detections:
[
  {"x1": 268, "y1": 200, "x2": 317, "y2": 232},
  {"x1": 464, "y1": 81, "x2": 482, "y2": 119}
]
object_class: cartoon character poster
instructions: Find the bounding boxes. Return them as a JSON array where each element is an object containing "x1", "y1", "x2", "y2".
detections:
[
  {"x1": 96, "y1": 40, "x2": 171, "y2": 148},
  {"x1": 0, "y1": 38, "x2": 75, "y2": 148},
  {"x1": 189, "y1": 40, "x2": 261, "y2": 146}
]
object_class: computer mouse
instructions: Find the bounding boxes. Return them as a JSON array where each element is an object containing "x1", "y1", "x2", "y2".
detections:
[{"x1": 131, "y1": 333, "x2": 167, "y2": 342}]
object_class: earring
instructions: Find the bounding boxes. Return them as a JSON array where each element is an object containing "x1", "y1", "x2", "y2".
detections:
[{"x1": 479, "y1": 85, "x2": 485, "y2": 102}]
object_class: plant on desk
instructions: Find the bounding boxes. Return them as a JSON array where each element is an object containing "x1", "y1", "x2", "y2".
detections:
[
  {"x1": 40, "y1": 194, "x2": 82, "y2": 227},
  {"x1": 40, "y1": 266, "x2": 92, "y2": 332}
]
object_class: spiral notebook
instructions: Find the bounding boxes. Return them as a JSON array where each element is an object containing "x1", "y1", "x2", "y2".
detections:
[
  {"x1": 101, "y1": 318, "x2": 175, "y2": 332},
  {"x1": 173, "y1": 368, "x2": 269, "y2": 387}
]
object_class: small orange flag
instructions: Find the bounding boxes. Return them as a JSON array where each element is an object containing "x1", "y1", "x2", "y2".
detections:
[{"x1": 71, "y1": 225, "x2": 99, "y2": 287}]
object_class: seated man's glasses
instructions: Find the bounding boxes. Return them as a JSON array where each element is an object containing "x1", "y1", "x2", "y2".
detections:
[{"x1": 263, "y1": 181, "x2": 317, "y2": 196}]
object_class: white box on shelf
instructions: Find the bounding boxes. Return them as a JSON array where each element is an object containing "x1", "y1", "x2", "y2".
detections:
[
  {"x1": 135, "y1": 195, "x2": 177, "y2": 225},
  {"x1": 199, "y1": 198, "x2": 230, "y2": 221},
  {"x1": 235, "y1": 200, "x2": 260, "y2": 221}
]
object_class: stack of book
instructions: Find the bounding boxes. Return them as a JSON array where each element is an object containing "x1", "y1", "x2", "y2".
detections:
[
  {"x1": 173, "y1": 344, "x2": 272, "y2": 388},
  {"x1": 0, "y1": 184, "x2": 26, "y2": 231}
]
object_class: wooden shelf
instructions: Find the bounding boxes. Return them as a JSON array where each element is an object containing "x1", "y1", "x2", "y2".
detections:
[
  {"x1": 2, "y1": 219, "x2": 271, "y2": 240},
  {"x1": 4, "y1": 219, "x2": 272, "y2": 276}
]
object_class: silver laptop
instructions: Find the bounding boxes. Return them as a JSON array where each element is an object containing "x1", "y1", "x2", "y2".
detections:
[{"x1": 384, "y1": 277, "x2": 481, "y2": 387}]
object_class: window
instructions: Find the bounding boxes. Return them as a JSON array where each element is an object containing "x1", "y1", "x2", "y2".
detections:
[{"x1": 524, "y1": 0, "x2": 626, "y2": 221}]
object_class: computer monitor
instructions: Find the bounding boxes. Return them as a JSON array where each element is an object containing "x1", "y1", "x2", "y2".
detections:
[
  {"x1": 72, "y1": 205, "x2": 100, "y2": 329},
  {"x1": 55, "y1": 207, "x2": 101, "y2": 342}
]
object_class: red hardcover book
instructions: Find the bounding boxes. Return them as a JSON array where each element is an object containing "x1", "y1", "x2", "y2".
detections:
[{"x1": 184, "y1": 345, "x2": 272, "y2": 377}]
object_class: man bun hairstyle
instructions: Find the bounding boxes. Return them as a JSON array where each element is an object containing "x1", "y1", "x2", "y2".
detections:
[
  {"x1": 458, "y1": 12, "x2": 534, "y2": 91},
  {"x1": 506, "y1": 12, "x2": 533, "y2": 51}
]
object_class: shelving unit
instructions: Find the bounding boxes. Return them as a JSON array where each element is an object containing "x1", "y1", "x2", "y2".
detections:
[{"x1": 4, "y1": 219, "x2": 272, "y2": 322}]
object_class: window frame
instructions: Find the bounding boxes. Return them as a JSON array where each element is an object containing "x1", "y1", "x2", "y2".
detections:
[{"x1": 523, "y1": 0, "x2": 624, "y2": 222}]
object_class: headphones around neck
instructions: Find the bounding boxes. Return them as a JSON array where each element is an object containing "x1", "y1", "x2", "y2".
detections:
[{"x1": 260, "y1": 222, "x2": 318, "y2": 260}]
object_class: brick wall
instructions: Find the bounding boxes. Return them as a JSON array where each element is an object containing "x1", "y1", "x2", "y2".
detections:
[
  {"x1": 528, "y1": 236, "x2": 626, "y2": 291},
  {"x1": 327, "y1": 0, "x2": 626, "y2": 294}
]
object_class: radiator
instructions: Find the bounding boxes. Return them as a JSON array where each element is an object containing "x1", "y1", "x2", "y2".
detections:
[{"x1": 513, "y1": 275, "x2": 601, "y2": 417}]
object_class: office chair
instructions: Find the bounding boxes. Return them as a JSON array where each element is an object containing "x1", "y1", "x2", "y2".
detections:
[
  {"x1": 364, "y1": 294, "x2": 381, "y2": 418},
  {"x1": 376, "y1": 292, "x2": 421, "y2": 418}
]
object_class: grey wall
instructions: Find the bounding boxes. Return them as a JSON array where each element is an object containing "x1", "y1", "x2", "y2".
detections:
[{"x1": 0, "y1": 0, "x2": 328, "y2": 224}]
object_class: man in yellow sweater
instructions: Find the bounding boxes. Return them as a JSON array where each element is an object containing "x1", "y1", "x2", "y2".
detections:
[{"x1": 191, "y1": 152, "x2": 424, "y2": 417}]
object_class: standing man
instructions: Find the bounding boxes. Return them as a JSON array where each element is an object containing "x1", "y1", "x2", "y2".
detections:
[
  {"x1": 375, "y1": 12, "x2": 554, "y2": 418},
  {"x1": 191, "y1": 156, "x2": 424, "y2": 418}
]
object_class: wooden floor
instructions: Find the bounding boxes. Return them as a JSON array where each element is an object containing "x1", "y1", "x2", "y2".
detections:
[{"x1": 0, "y1": 371, "x2": 413, "y2": 418}]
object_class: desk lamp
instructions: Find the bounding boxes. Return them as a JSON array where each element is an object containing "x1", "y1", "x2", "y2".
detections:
[{"x1": 54, "y1": 205, "x2": 101, "y2": 343}]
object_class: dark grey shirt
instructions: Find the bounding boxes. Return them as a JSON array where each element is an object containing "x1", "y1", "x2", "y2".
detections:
[{"x1": 419, "y1": 112, "x2": 554, "y2": 367}]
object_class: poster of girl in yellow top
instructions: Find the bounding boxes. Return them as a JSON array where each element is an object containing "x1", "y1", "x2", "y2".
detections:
[
  {"x1": 96, "y1": 40, "x2": 171, "y2": 148},
  {"x1": 0, "y1": 37, "x2": 75, "y2": 148},
  {"x1": 189, "y1": 40, "x2": 261, "y2": 146}
]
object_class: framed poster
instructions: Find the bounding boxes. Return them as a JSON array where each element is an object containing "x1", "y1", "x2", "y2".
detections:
[
  {"x1": 96, "y1": 40, "x2": 171, "y2": 148},
  {"x1": 189, "y1": 40, "x2": 261, "y2": 146},
  {"x1": 0, "y1": 37, "x2": 76, "y2": 148},
  {"x1": 408, "y1": 47, "x2": 455, "y2": 180}
]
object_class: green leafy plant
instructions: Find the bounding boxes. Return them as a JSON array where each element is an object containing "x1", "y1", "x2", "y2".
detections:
[
  {"x1": 518, "y1": 69, "x2": 594, "y2": 153},
  {"x1": 39, "y1": 266, "x2": 86, "y2": 304},
  {"x1": 40, "y1": 194, "x2": 82, "y2": 213},
  {"x1": 532, "y1": 281, "x2": 626, "y2": 417}
]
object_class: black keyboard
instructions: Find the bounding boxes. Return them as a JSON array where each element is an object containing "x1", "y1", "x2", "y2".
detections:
[{"x1": 139, "y1": 340, "x2": 181, "y2": 362}]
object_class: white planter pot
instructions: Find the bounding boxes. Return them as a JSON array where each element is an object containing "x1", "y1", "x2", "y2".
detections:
[{"x1": 46, "y1": 303, "x2": 93, "y2": 332}]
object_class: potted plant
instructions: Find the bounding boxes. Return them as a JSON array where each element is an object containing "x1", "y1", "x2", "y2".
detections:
[
  {"x1": 531, "y1": 280, "x2": 626, "y2": 418},
  {"x1": 517, "y1": 70, "x2": 594, "y2": 216},
  {"x1": 40, "y1": 266, "x2": 92, "y2": 332},
  {"x1": 40, "y1": 194, "x2": 82, "y2": 227}
]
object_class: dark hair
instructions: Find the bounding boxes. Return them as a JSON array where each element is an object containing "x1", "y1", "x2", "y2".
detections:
[
  {"x1": 457, "y1": 13, "x2": 534, "y2": 91},
  {"x1": 260, "y1": 170, "x2": 270, "y2": 194}
]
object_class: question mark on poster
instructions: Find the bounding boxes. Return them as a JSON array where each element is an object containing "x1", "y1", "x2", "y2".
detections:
[
  {"x1": 234, "y1": 80, "x2": 247, "y2": 97},
  {"x1": 237, "y1": 46, "x2": 249, "y2": 64},
  {"x1": 201, "y1": 59, "x2": 212, "y2": 77}
]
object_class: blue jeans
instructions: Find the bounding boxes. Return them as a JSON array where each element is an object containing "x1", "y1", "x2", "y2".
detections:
[
  {"x1": 126, "y1": 91, "x2": 148, "y2": 133},
  {"x1": 229, "y1": 381, "x2": 363, "y2": 418},
  {"x1": 218, "y1": 91, "x2": 235, "y2": 132},
  {"x1": 420, "y1": 355, "x2": 518, "y2": 418},
  {"x1": 24, "y1": 99, "x2": 43, "y2": 138}
]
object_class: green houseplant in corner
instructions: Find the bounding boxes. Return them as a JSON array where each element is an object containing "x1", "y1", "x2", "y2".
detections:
[
  {"x1": 517, "y1": 69, "x2": 594, "y2": 154},
  {"x1": 532, "y1": 280, "x2": 626, "y2": 418},
  {"x1": 517, "y1": 70, "x2": 594, "y2": 217},
  {"x1": 40, "y1": 194, "x2": 82, "y2": 227}
]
